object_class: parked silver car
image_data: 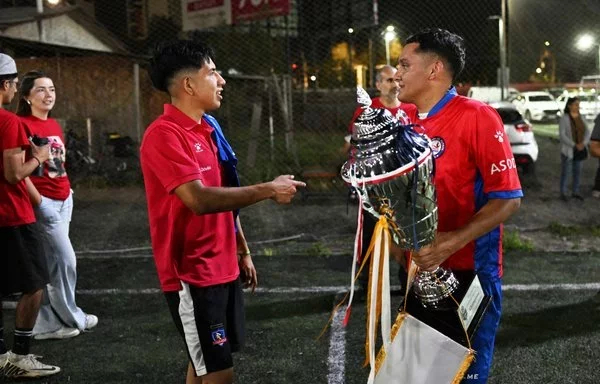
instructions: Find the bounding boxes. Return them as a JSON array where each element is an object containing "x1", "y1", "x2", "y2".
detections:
[{"x1": 489, "y1": 102, "x2": 539, "y2": 174}]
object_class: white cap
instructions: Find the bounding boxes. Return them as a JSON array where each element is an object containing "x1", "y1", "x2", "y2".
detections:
[{"x1": 0, "y1": 53, "x2": 17, "y2": 76}]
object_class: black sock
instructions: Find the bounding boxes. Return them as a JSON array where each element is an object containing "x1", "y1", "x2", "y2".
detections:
[
  {"x1": 12, "y1": 328, "x2": 33, "y2": 356},
  {"x1": 0, "y1": 307, "x2": 6, "y2": 354},
  {"x1": 0, "y1": 329, "x2": 6, "y2": 354}
]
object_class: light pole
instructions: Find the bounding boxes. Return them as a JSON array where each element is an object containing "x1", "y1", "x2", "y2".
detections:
[
  {"x1": 489, "y1": 14, "x2": 507, "y2": 100},
  {"x1": 576, "y1": 33, "x2": 600, "y2": 74},
  {"x1": 383, "y1": 25, "x2": 396, "y2": 66}
]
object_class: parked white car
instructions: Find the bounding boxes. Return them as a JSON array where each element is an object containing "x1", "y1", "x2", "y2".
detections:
[
  {"x1": 556, "y1": 93, "x2": 600, "y2": 123},
  {"x1": 511, "y1": 91, "x2": 561, "y2": 122},
  {"x1": 467, "y1": 86, "x2": 519, "y2": 103},
  {"x1": 489, "y1": 101, "x2": 539, "y2": 174}
]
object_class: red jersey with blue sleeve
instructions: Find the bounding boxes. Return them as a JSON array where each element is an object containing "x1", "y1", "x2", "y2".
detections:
[
  {"x1": 140, "y1": 104, "x2": 238, "y2": 292},
  {"x1": 407, "y1": 95, "x2": 522, "y2": 279}
]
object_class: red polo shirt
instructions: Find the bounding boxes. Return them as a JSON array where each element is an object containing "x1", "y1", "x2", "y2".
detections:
[
  {"x1": 0, "y1": 109, "x2": 35, "y2": 227},
  {"x1": 140, "y1": 104, "x2": 238, "y2": 292}
]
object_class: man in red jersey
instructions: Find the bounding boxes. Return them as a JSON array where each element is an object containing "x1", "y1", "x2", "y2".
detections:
[
  {"x1": 140, "y1": 40, "x2": 305, "y2": 384},
  {"x1": 343, "y1": 65, "x2": 416, "y2": 154},
  {"x1": 0, "y1": 53, "x2": 60, "y2": 379},
  {"x1": 394, "y1": 29, "x2": 522, "y2": 383}
]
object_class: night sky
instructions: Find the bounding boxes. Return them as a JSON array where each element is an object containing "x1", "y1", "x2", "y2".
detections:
[{"x1": 301, "y1": 0, "x2": 600, "y2": 84}]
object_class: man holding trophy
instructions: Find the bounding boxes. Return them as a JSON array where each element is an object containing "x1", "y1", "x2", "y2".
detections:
[{"x1": 393, "y1": 28, "x2": 522, "y2": 383}]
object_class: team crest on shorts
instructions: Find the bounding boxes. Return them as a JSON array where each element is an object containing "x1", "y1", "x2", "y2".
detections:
[
  {"x1": 430, "y1": 136, "x2": 445, "y2": 158},
  {"x1": 211, "y1": 327, "x2": 228, "y2": 346}
]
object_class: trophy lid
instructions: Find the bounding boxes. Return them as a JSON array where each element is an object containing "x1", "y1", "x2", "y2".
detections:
[{"x1": 341, "y1": 87, "x2": 432, "y2": 185}]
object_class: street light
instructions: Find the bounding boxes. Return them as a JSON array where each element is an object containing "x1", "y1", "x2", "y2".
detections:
[
  {"x1": 383, "y1": 25, "x2": 396, "y2": 66},
  {"x1": 576, "y1": 33, "x2": 600, "y2": 74},
  {"x1": 489, "y1": 15, "x2": 508, "y2": 100}
]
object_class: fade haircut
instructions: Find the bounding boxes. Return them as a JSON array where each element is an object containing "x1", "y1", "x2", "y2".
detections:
[
  {"x1": 149, "y1": 40, "x2": 215, "y2": 94},
  {"x1": 405, "y1": 28, "x2": 466, "y2": 82}
]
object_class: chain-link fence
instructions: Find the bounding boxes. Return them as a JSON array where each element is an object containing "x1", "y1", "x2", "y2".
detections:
[{"x1": 1, "y1": 0, "x2": 598, "y2": 189}]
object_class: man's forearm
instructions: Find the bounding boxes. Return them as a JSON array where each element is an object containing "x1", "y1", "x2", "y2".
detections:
[
  {"x1": 176, "y1": 180, "x2": 275, "y2": 215},
  {"x1": 451, "y1": 198, "x2": 521, "y2": 250},
  {"x1": 3, "y1": 154, "x2": 40, "y2": 184}
]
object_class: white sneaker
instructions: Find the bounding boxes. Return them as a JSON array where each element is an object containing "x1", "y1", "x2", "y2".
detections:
[
  {"x1": 85, "y1": 314, "x2": 98, "y2": 330},
  {"x1": 3, "y1": 351, "x2": 60, "y2": 378},
  {"x1": 0, "y1": 351, "x2": 8, "y2": 376},
  {"x1": 34, "y1": 327, "x2": 80, "y2": 340},
  {"x1": 592, "y1": 190, "x2": 600, "y2": 198}
]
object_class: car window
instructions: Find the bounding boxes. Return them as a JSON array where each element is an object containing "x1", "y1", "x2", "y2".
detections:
[
  {"x1": 528, "y1": 95, "x2": 553, "y2": 102},
  {"x1": 495, "y1": 108, "x2": 522, "y2": 124}
]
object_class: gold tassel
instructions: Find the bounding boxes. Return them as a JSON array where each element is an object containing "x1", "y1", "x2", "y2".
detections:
[
  {"x1": 374, "y1": 312, "x2": 407, "y2": 374},
  {"x1": 362, "y1": 216, "x2": 389, "y2": 368},
  {"x1": 451, "y1": 350, "x2": 476, "y2": 384}
]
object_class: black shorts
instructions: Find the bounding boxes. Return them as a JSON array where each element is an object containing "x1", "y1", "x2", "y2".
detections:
[
  {"x1": 0, "y1": 224, "x2": 49, "y2": 296},
  {"x1": 165, "y1": 279, "x2": 245, "y2": 376}
]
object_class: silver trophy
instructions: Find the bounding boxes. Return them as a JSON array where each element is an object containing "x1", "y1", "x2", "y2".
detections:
[{"x1": 341, "y1": 88, "x2": 458, "y2": 309}]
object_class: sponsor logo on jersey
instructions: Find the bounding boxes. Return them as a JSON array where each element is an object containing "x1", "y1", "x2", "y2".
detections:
[
  {"x1": 430, "y1": 136, "x2": 446, "y2": 158},
  {"x1": 198, "y1": 166, "x2": 212, "y2": 173},
  {"x1": 490, "y1": 157, "x2": 517, "y2": 174}
]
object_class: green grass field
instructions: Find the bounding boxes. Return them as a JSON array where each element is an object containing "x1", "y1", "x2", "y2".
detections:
[
  {"x1": 532, "y1": 123, "x2": 559, "y2": 139},
  {"x1": 3, "y1": 251, "x2": 599, "y2": 384}
]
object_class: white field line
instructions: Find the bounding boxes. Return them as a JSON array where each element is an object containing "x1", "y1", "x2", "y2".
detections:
[
  {"x1": 73, "y1": 234, "x2": 307, "y2": 257},
  {"x1": 76, "y1": 283, "x2": 600, "y2": 296},
  {"x1": 77, "y1": 253, "x2": 154, "y2": 260},
  {"x1": 327, "y1": 306, "x2": 346, "y2": 384}
]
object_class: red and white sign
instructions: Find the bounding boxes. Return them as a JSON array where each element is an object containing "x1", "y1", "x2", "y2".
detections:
[
  {"x1": 232, "y1": 0, "x2": 290, "y2": 23},
  {"x1": 181, "y1": 0, "x2": 232, "y2": 31},
  {"x1": 181, "y1": 0, "x2": 290, "y2": 31}
]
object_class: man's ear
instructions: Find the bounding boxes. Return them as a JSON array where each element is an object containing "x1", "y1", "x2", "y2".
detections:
[
  {"x1": 428, "y1": 60, "x2": 444, "y2": 80},
  {"x1": 177, "y1": 75, "x2": 194, "y2": 96}
]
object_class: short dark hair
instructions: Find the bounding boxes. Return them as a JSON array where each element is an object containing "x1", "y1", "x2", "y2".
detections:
[
  {"x1": 0, "y1": 73, "x2": 17, "y2": 88},
  {"x1": 564, "y1": 96, "x2": 579, "y2": 114},
  {"x1": 16, "y1": 70, "x2": 50, "y2": 117},
  {"x1": 149, "y1": 40, "x2": 215, "y2": 94},
  {"x1": 405, "y1": 28, "x2": 466, "y2": 82}
]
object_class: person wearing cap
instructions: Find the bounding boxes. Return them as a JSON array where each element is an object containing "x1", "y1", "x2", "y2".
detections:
[{"x1": 0, "y1": 53, "x2": 60, "y2": 379}]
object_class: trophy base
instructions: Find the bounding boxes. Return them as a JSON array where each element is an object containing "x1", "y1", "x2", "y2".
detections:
[{"x1": 403, "y1": 271, "x2": 491, "y2": 348}]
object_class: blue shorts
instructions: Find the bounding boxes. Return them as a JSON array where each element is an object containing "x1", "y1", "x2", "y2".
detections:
[{"x1": 462, "y1": 277, "x2": 502, "y2": 383}]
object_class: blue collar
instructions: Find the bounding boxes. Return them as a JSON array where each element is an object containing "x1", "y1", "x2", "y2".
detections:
[
  {"x1": 427, "y1": 86, "x2": 457, "y2": 118},
  {"x1": 203, "y1": 114, "x2": 241, "y2": 220},
  {"x1": 203, "y1": 114, "x2": 237, "y2": 166}
]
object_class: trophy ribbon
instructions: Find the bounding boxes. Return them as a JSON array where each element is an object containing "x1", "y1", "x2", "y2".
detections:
[{"x1": 362, "y1": 209, "x2": 392, "y2": 384}]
